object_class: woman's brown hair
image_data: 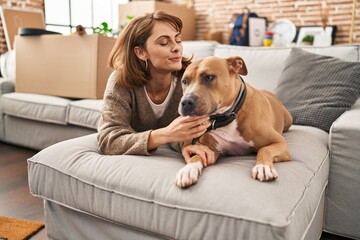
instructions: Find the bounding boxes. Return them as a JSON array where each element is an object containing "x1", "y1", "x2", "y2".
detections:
[{"x1": 108, "y1": 11, "x2": 192, "y2": 88}]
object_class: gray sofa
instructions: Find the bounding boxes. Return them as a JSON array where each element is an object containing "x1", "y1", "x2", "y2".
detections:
[{"x1": 1, "y1": 42, "x2": 359, "y2": 239}]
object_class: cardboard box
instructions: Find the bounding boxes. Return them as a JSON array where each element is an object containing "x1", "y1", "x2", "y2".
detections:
[
  {"x1": 15, "y1": 34, "x2": 116, "y2": 99},
  {"x1": 118, "y1": 1, "x2": 195, "y2": 41},
  {"x1": 0, "y1": 7, "x2": 45, "y2": 50},
  {"x1": 203, "y1": 31, "x2": 224, "y2": 44}
]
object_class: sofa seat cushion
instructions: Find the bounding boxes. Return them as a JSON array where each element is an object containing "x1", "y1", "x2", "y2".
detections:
[
  {"x1": 1, "y1": 92, "x2": 71, "y2": 124},
  {"x1": 28, "y1": 125, "x2": 329, "y2": 240},
  {"x1": 68, "y1": 99, "x2": 102, "y2": 129}
]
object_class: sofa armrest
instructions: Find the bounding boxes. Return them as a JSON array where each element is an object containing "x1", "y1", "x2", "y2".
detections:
[
  {"x1": 0, "y1": 78, "x2": 14, "y2": 140},
  {"x1": 325, "y1": 98, "x2": 360, "y2": 238},
  {"x1": 0, "y1": 78, "x2": 15, "y2": 95}
]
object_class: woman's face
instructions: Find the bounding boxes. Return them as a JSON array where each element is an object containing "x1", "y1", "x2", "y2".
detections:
[{"x1": 143, "y1": 21, "x2": 183, "y2": 73}]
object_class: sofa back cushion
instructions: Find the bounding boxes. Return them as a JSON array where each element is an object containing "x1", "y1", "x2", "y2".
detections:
[
  {"x1": 182, "y1": 41, "x2": 219, "y2": 61},
  {"x1": 213, "y1": 44, "x2": 360, "y2": 92}
]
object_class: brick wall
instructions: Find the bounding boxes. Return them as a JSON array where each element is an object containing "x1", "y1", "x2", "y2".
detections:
[
  {"x1": 172, "y1": 0, "x2": 360, "y2": 45},
  {"x1": 0, "y1": 0, "x2": 44, "y2": 54},
  {"x1": 1, "y1": 0, "x2": 359, "y2": 52}
]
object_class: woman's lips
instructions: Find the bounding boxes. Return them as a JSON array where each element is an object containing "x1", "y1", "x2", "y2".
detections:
[{"x1": 169, "y1": 57, "x2": 181, "y2": 62}]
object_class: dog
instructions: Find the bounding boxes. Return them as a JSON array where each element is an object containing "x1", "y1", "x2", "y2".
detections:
[{"x1": 176, "y1": 56, "x2": 293, "y2": 188}]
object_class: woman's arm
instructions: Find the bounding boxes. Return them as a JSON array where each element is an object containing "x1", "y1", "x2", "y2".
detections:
[
  {"x1": 98, "y1": 73, "x2": 211, "y2": 155},
  {"x1": 97, "y1": 73, "x2": 151, "y2": 155}
]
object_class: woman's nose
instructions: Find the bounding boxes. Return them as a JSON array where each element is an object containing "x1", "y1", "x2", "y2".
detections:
[{"x1": 172, "y1": 42, "x2": 181, "y2": 52}]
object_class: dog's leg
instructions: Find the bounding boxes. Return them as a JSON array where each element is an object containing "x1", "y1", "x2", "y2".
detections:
[
  {"x1": 252, "y1": 141, "x2": 290, "y2": 182},
  {"x1": 176, "y1": 155, "x2": 203, "y2": 188},
  {"x1": 176, "y1": 135, "x2": 219, "y2": 188}
]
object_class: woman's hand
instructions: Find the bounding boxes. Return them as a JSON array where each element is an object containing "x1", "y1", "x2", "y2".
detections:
[
  {"x1": 165, "y1": 116, "x2": 211, "y2": 143},
  {"x1": 148, "y1": 116, "x2": 210, "y2": 151},
  {"x1": 182, "y1": 144, "x2": 216, "y2": 167}
]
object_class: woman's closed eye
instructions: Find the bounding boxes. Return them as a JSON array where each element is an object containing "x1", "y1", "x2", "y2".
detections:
[
  {"x1": 160, "y1": 41, "x2": 169, "y2": 46},
  {"x1": 160, "y1": 41, "x2": 181, "y2": 46}
]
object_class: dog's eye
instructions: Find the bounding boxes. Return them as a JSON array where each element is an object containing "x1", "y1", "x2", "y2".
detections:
[
  {"x1": 204, "y1": 74, "x2": 215, "y2": 82},
  {"x1": 181, "y1": 78, "x2": 188, "y2": 85}
]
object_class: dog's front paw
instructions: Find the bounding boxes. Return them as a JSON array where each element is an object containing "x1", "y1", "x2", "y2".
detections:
[
  {"x1": 176, "y1": 162, "x2": 203, "y2": 188},
  {"x1": 251, "y1": 164, "x2": 278, "y2": 182}
]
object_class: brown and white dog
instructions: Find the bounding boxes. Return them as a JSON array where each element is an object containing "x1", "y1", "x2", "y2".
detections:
[{"x1": 176, "y1": 56, "x2": 293, "y2": 188}]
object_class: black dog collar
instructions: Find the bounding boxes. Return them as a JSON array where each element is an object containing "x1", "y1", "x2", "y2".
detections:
[{"x1": 192, "y1": 76, "x2": 247, "y2": 144}]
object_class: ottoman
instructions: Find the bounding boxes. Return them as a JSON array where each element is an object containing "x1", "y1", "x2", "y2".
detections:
[{"x1": 28, "y1": 125, "x2": 329, "y2": 240}]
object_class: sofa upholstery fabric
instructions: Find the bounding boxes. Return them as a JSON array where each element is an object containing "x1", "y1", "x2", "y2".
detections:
[
  {"x1": 44, "y1": 201, "x2": 170, "y2": 240},
  {"x1": 68, "y1": 99, "x2": 102, "y2": 129},
  {"x1": 1, "y1": 92, "x2": 70, "y2": 124},
  {"x1": 0, "y1": 78, "x2": 14, "y2": 94},
  {"x1": 182, "y1": 41, "x2": 219, "y2": 61},
  {"x1": 28, "y1": 125, "x2": 329, "y2": 239},
  {"x1": 325, "y1": 99, "x2": 360, "y2": 239},
  {"x1": 4, "y1": 115, "x2": 94, "y2": 150},
  {"x1": 213, "y1": 45, "x2": 360, "y2": 92},
  {"x1": 43, "y1": 196, "x2": 326, "y2": 240}
]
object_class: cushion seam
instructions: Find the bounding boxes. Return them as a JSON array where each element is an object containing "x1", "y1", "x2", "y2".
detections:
[{"x1": 300, "y1": 182, "x2": 327, "y2": 240}]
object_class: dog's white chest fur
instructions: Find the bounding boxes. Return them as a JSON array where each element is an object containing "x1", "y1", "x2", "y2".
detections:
[{"x1": 209, "y1": 120, "x2": 254, "y2": 155}]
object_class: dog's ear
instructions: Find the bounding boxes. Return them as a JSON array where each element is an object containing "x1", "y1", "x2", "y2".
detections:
[{"x1": 227, "y1": 56, "x2": 248, "y2": 76}]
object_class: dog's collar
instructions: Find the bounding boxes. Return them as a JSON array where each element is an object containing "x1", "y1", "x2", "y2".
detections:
[{"x1": 192, "y1": 76, "x2": 247, "y2": 144}]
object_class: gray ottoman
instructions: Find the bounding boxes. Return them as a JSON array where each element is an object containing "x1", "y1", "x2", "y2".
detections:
[{"x1": 28, "y1": 125, "x2": 329, "y2": 240}]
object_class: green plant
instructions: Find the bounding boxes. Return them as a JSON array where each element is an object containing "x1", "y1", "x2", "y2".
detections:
[
  {"x1": 93, "y1": 22, "x2": 113, "y2": 36},
  {"x1": 302, "y1": 35, "x2": 314, "y2": 43}
]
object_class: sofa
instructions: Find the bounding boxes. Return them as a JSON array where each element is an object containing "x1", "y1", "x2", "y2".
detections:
[{"x1": 1, "y1": 41, "x2": 359, "y2": 239}]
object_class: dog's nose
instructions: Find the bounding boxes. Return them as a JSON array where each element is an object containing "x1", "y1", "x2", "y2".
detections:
[{"x1": 181, "y1": 96, "x2": 197, "y2": 116}]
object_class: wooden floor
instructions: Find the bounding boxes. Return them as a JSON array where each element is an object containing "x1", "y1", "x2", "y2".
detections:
[
  {"x1": 0, "y1": 142, "x2": 47, "y2": 239},
  {"x1": 0, "y1": 141, "x2": 353, "y2": 240}
]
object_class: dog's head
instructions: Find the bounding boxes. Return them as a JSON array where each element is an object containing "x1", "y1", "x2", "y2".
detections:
[{"x1": 179, "y1": 56, "x2": 247, "y2": 116}]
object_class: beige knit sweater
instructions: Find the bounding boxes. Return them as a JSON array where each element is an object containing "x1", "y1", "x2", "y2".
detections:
[{"x1": 97, "y1": 72, "x2": 183, "y2": 155}]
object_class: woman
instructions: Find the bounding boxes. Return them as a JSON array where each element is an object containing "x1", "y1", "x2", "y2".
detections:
[{"x1": 97, "y1": 11, "x2": 214, "y2": 166}]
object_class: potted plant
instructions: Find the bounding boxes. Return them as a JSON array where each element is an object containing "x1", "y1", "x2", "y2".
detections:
[
  {"x1": 93, "y1": 22, "x2": 113, "y2": 37},
  {"x1": 302, "y1": 35, "x2": 314, "y2": 45}
]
